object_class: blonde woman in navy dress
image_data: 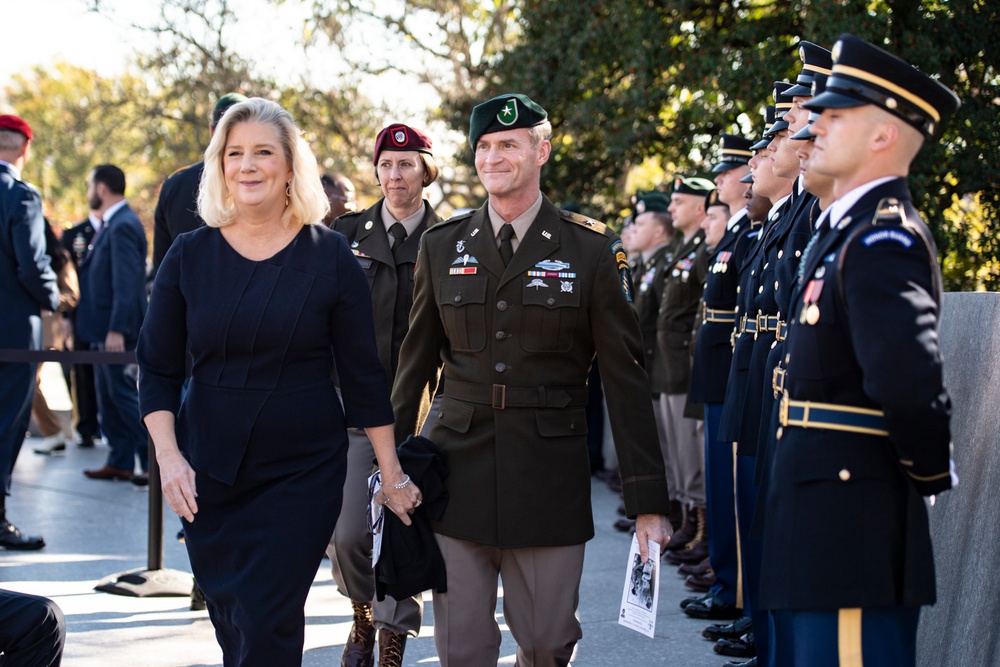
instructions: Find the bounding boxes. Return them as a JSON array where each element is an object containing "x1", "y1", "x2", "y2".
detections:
[{"x1": 137, "y1": 98, "x2": 422, "y2": 666}]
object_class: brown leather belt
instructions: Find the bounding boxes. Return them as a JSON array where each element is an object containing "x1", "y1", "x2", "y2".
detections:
[{"x1": 445, "y1": 379, "x2": 589, "y2": 410}]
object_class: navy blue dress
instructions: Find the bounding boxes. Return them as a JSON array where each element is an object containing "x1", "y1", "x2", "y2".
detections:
[{"x1": 138, "y1": 224, "x2": 393, "y2": 666}]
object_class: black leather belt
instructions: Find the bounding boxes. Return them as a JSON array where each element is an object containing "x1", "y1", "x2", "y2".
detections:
[
  {"x1": 704, "y1": 307, "x2": 737, "y2": 324},
  {"x1": 445, "y1": 379, "x2": 589, "y2": 410},
  {"x1": 779, "y1": 394, "x2": 889, "y2": 436}
]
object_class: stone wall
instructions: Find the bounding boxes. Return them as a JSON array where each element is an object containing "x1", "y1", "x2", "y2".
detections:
[{"x1": 918, "y1": 292, "x2": 1000, "y2": 666}]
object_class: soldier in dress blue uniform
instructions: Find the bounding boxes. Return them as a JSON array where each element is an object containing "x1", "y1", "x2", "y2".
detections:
[
  {"x1": 0, "y1": 114, "x2": 59, "y2": 551},
  {"x1": 685, "y1": 135, "x2": 755, "y2": 618},
  {"x1": 759, "y1": 34, "x2": 960, "y2": 666}
]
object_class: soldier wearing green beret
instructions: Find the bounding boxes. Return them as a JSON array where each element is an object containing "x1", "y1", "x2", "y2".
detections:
[{"x1": 390, "y1": 93, "x2": 672, "y2": 665}]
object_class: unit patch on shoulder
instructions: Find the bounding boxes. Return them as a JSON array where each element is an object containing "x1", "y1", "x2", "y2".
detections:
[
  {"x1": 611, "y1": 239, "x2": 633, "y2": 302},
  {"x1": 861, "y1": 229, "x2": 914, "y2": 248}
]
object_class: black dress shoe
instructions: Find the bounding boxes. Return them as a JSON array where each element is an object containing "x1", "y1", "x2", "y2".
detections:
[
  {"x1": 715, "y1": 632, "x2": 756, "y2": 658},
  {"x1": 683, "y1": 595, "x2": 743, "y2": 620},
  {"x1": 723, "y1": 658, "x2": 757, "y2": 667},
  {"x1": 0, "y1": 520, "x2": 45, "y2": 550},
  {"x1": 131, "y1": 472, "x2": 150, "y2": 487},
  {"x1": 679, "y1": 592, "x2": 713, "y2": 610},
  {"x1": 703, "y1": 615, "x2": 752, "y2": 641}
]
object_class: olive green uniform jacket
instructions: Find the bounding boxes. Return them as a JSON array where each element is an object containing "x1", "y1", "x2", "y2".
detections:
[{"x1": 391, "y1": 196, "x2": 670, "y2": 548}]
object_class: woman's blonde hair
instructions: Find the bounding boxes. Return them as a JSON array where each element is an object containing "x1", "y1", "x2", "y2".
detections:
[{"x1": 198, "y1": 97, "x2": 330, "y2": 227}]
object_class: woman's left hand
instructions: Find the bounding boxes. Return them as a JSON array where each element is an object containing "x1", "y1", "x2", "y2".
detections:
[{"x1": 380, "y1": 477, "x2": 423, "y2": 527}]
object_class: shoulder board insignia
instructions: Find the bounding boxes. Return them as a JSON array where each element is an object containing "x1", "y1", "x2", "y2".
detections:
[{"x1": 560, "y1": 210, "x2": 607, "y2": 234}]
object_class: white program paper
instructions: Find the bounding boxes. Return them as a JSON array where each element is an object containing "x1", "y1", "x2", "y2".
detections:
[
  {"x1": 618, "y1": 534, "x2": 660, "y2": 637},
  {"x1": 368, "y1": 471, "x2": 384, "y2": 568}
]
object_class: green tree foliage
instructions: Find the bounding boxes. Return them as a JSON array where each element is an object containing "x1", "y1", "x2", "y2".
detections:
[
  {"x1": 477, "y1": 0, "x2": 998, "y2": 289},
  {"x1": 6, "y1": 63, "x2": 165, "y2": 228},
  {"x1": 3, "y1": 0, "x2": 384, "y2": 232},
  {"x1": 292, "y1": 0, "x2": 521, "y2": 211}
]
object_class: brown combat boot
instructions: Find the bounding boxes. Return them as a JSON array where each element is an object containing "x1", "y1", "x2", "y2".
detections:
[
  {"x1": 663, "y1": 504, "x2": 696, "y2": 552},
  {"x1": 665, "y1": 506, "x2": 709, "y2": 564},
  {"x1": 377, "y1": 629, "x2": 407, "y2": 667},
  {"x1": 342, "y1": 601, "x2": 376, "y2": 667}
]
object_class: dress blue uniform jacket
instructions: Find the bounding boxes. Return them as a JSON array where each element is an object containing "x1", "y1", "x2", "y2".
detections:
[
  {"x1": 689, "y1": 213, "x2": 754, "y2": 404},
  {"x1": 0, "y1": 163, "x2": 59, "y2": 349},
  {"x1": 75, "y1": 203, "x2": 148, "y2": 345},
  {"x1": 759, "y1": 178, "x2": 951, "y2": 610}
]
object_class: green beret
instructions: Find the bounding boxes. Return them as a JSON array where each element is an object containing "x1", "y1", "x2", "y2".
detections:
[
  {"x1": 673, "y1": 176, "x2": 716, "y2": 196},
  {"x1": 634, "y1": 191, "x2": 671, "y2": 214},
  {"x1": 469, "y1": 93, "x2": 548, "y2": 147}
]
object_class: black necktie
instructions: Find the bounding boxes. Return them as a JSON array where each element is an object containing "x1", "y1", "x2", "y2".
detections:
[
  {"x1": 388, "y1": 222, "x2": 407, "y2": 256},
  {"x1": 499, "y1": 223, "x2": 515, "y2": 266}
]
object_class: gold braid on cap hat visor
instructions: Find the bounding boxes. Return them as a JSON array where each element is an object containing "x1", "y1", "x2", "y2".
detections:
[
  {"x1": 832, "y1": 64, "x2": 941, "y2": 122},
  {"x1": 722, "y1": 148, "x2": 754, "y2": 157},
  {"x1": 802, "y1": 63, "x2": 833, "y2": 76}
]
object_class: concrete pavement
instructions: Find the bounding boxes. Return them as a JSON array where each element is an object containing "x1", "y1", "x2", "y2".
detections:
[{"x1": 3, "y1": 435, "x2": 735, "y2": 666}]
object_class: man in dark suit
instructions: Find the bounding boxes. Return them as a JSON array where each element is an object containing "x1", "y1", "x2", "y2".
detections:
[
  {"x1": 32, "y1": 209, "x2": 104, "y2": 455},
  {"x1": 151, "y1": 92, "x2": 247, "y2": 275},
  {"x1": 390, "y1": 93, "x2": 672, "y2": 666},
  {"x1": 760, "y1": 34, "x2": 959, "y2": 664},
  {"x1": 77, "y1": 165, "x2": 148, "y2": 482},
  {"x1": 0, "y1": 115, "x2": 59, "y2": 550}
]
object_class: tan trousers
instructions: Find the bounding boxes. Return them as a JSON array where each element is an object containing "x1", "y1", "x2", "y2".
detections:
[
  {"x1": 659, "y1": 393, "x2": 705, "y2": 506},
  {"x1": 432, "y1": 534, "x2": 585, "y2": 667},
  {"x1": 327, "y1": 394, "x2": 440, "y2": 635}
]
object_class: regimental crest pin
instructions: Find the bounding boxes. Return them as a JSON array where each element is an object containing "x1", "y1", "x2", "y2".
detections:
[
  {"x1": 456, "y1": 240, "x2": 466, "y2": 253},
  {"x1": 498, "y1": 99, "x2": 518, "y2": 126},
  {"x1": 393, "y1": 129, "x2": 407, "y2": 144}
]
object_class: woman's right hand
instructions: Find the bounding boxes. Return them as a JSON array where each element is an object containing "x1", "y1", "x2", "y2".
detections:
[{"x1": 158, "y1": 448, "x2": 199, "y2": 522}]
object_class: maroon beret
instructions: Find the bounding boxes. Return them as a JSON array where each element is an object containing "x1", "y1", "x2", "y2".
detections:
[
  {"x1": 0, "y1": 115, "x2": 33, "y2": 141},
  {"x1": 373, "y1": 123, "x2": 433, "y2": 165}
]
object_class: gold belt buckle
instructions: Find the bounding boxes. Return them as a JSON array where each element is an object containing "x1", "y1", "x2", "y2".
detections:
[
  {"x1": 492, "y1": 384, "x2": 506, "y2": 410},
  {"x1": 772, "y1": 365, "x2": 785, "y2": 398}
]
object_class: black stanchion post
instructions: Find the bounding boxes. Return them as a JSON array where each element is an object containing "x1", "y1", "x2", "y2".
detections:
[{"x1": 147, "y1": 436, "x2": 163, "y2": 571}]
